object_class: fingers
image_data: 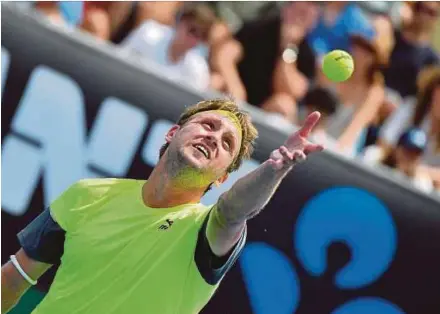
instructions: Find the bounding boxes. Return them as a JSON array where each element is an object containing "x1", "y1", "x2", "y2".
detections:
[
  {"x1": 279, "y1": 146, "x2": 292, "y2": 160},
  {"x1": 270, "y1": 149, "x2": 283, "y2": 161},
  {"x1": 279, "y1": 146, "x2": 306, "y2": 164},
  {"x1": 299, "y1": 111, "x2": 321, "y2": 137},
  {"x1": 304, "y1": 143, "x2": 324, "y2": 155},
  {"x1": 269, "y1": 143, "x2": 320, "y2": 171}
]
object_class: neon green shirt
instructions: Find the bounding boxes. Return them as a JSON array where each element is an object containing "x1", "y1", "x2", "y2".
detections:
[{"x1": 31, "y1": 178, "x2": 243, "y2": 314}]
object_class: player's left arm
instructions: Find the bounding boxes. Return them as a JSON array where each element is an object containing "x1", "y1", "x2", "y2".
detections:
[{"x1": 206, "y1": 112, "x2": 324, "y2": 257}]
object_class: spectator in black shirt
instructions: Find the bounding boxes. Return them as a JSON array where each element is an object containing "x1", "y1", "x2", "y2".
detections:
[
  {"x1": 384, "y1": 1, "x2": 440, "y2": 98},
  {"x1": 211, "y1": 1, "x2": 318, "y2": 123}
]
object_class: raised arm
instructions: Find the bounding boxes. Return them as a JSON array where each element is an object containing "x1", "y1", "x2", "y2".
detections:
[
  {"x1": 206, "y1": 112, "x2": 324, "y2": 256},
  {"x1": 210, "y1": 38, "x2": 247, "y2": 102}
]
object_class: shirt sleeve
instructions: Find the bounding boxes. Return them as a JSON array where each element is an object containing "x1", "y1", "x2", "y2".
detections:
[
  {"x1": 194, "y1": 209, "x2": 247, "y2": 286},
  {"x1": 17, "y1": 207, "x2": 66, "y2": 264}
]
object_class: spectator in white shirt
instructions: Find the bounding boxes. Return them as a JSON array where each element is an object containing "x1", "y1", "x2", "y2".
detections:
[{"x1": 121, "y1": 4, "x2": 216, "y2": 91}]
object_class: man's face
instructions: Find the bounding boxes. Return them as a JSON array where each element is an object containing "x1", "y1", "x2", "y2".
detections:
[
  {"x1": 395, "y1": 146, "x2": 422, "y2": 172},
  {"x1": 413, "y1": 2, "x2": 439, "y2": 31},
  {"x1": 282, "y1": 1, "x2": 319, "y2": 29},
  {"x1": 175, "y1": 20, "x2": 208, "y2": 50},
  {"x1": 166, "y1": 111, "x2": 242, "y2": 184}
]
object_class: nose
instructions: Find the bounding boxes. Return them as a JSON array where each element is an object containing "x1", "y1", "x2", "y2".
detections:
[{"x1": 205, "y1": 135, "x2": 218, "y2": 149}]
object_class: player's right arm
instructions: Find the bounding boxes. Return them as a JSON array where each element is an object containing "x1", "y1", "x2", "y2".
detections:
[
  {"x1": 210, "y1": 38, "x2": 247, "y2": 102},
  {"x1": 1, "y1": 205, "x2": 68, "y2": 314},
  {"x1": 2, "y1": 179, "x2": 95, "y2": 313},
  {"x1": 1, "y1": 250, "x2": 52, "y2": 313}
]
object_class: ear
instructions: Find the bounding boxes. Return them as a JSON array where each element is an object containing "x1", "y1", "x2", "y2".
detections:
[
  {"x1": 165, "y1": 125, "x2": 180, "y2": 144},
  {"x1": 214, "y1": 173, "x2": 229, "y2": 187}
]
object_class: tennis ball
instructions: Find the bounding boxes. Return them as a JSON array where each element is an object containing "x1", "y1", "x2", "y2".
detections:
[{"x1": 322, "y1": 50, "x2": 354, "y2": 82}]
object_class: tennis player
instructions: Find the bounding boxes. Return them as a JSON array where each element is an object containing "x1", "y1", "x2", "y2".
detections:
[{"x1": 2, "y1": 99, "x2": 323, "y2": 314}]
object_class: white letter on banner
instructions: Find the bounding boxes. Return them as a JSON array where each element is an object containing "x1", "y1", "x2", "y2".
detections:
[
  {"x1": 87, "y1": 97, "x2": 149, "y2": 175},
  {"x1": 2, "y1": 66, "x2": 148, "y2": 216},
  {"x1": 1, "y1": 47, "x2": 11, "y2": 97},
  {"x1": 142, "y1": 119, "x2": 175, "y2": 167}
]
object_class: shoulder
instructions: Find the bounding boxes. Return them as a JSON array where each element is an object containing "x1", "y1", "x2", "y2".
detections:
[
  {"x1": 72, "y1": 178, "x2": 138, "y2": 195},
  {"x1": 133, "y1": 19, "x2": 172, "y2": 42},
  {"x1": 76, "y1": 177, "x2": 139, "y2": 188},
  {"x1": 53, "y1": 178, "x2": 139, "y2": 213}
]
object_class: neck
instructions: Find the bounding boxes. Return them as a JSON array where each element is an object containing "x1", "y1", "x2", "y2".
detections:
[
  {"x1": 402, "y1": 27, "x2": 430, "y2": 44},
  {"x1": 142, "y1": 155, "x2": 205, "y2": 208},
  {"x1": 168, "y1": 38, "x2": 187, "y2": 63}
]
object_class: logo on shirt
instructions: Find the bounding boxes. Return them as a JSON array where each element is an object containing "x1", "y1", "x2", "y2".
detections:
[{"x1": 158, "y1": 219, "x2": 174, "y2": 230}]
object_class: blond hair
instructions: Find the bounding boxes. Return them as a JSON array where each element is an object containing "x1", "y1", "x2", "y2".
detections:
[{"x1": 159, "y1": 99, "x2": 258, "y2": 173}]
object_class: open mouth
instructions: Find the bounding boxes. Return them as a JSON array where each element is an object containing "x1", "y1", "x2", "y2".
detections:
[{"x1": 193, "y1": 144, "x2": 210, "y2": 159}]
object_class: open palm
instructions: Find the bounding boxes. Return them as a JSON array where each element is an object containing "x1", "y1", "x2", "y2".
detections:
[{"x1": 269, "y1": 111, "x2": 324, "y2": 170}]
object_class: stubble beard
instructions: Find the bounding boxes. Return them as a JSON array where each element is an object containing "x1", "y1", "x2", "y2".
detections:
[{"x1": 165, "y1": 145, "x2": 214, "y2": 189}]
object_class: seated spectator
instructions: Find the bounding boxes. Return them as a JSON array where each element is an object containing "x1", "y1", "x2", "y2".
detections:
[
  {"x1": 211, "y1": 1, "x2": 319, "y2": 123},
  {"x1": 379, "y1": 65, "x2": 440, "y2": 187},
  {"x1": 363, "y1": 128, "x2": 433, "y2": 193},
  {"x1": 383, "y1": 1, "x2": 440, "y2": 98},
  {"x1": 299, "y1": 86, "x2": 339, "y2": 149},
  {"x1": 34, "y1": 1, "x2": 133, "y2": 41},
  {"x1": 307, "y1": 2, "x2": 375, "y2": 58},
  {"x1": 121, "y1": 4, "x2": 216, "y2": 91},
  {"x1": 326, "y1": 31, "x2": 394, "y2": 156}
]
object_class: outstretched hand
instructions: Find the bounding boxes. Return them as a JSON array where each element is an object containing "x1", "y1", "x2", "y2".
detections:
[{"x1": 268, "y1": 111, "x2": 324, "y2": 170}]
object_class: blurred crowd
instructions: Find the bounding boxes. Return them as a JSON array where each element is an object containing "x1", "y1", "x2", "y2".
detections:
[{"x1": 18, "y1": 1, "x2": 440, "y2": 194}]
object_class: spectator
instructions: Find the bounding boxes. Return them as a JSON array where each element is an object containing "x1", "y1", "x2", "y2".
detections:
[
  {"x1": 379, "y1": 65, "x2": 440, "y2": 188},
  {"x1": 364, "y1": 127, "x2": 433, "y2": 193},
  {"x1": 34, "y1": 1, "x2": 84, "y2": 26},
  {"x1": 80, "y1": 2, "x2": 112, "y2": 40},
  {"x1": 121, "y1": 4, "x2": 216, "y2": 91},
  {"x1": 357, "y1": 1, "x2": 413, "y2": 28},
  {"x1": 326, "y1": 31, "x2": 394, "y2": 156},
  {"x1": 307, "y1": 2, "x2": 375, "y2": 58},
  {"x1": 211, "y1": 1, "x2": 319, "y2": 123},
  {"x1": 383, "y1": 1, "x2": 440, "y2": 98},
  {"x1": 34, "y1": 1, "x2": 133, "y2": 41},
  {"x1": 300, "y1": 86, "x2": 339, "y2": 149}
]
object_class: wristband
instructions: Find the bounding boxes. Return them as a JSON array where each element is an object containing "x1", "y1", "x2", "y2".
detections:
[{"x1": 10, "y1": 255, "x2": 37, "y2": 285}]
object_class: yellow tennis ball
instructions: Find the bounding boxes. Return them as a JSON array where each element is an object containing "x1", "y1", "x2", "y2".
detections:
[{"x1": 322, "y1": 50, "x2": 354, "y2": 82}]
